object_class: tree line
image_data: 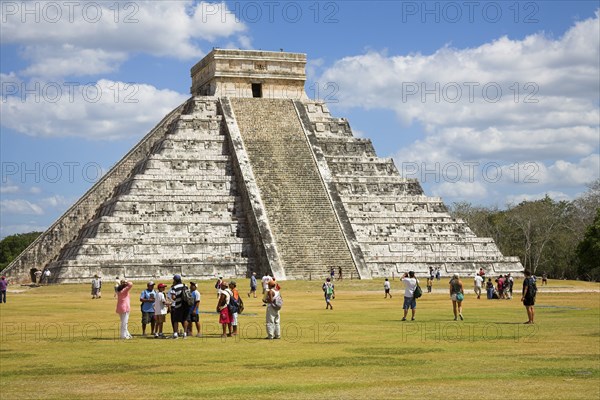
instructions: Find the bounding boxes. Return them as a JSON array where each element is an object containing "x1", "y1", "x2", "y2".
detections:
[{"x1": 450, "y1": 179, "x2": 600, "y2": 281}]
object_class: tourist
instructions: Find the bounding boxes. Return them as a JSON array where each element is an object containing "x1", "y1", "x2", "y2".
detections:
[
  {"x1": 522, "y1": 270, "x2": 537, "y2": 324},
  {"x1": 330, "y1": 267, "x2": 335, "y2": 281},
  {"x1": 449, "y1": 273, "x2": 464, "y2": 320},
  {"x1": 228, "y1": 281, "x2": 240, "y2": 336},
  {"x1": 140, "y1": 281, "x2": 156, "y2": 336},
  {"x1": 486, "y1": 278, "x2": 494, "y2": 299},
  {"x1": 115, "y1": 279, "x2": 133, "y2": 339},
  {"x1": 542, "y1": 272, "x2": 548, "y2": 286},
  {"x1": 170, "y1": 274, "x2": 188, "y2": 338},
  {"x1": 187, "y1": 282, "x2": 201, "y2": 337},
  {"x1": 323, "y1": 278, "x2": 335, "y2": 309},
  {"x1": 426, "y1": 276, "x2": 433, "y2": 293},
  {"x1": 384, "y1": 278, "x2": 392, "y2": 298},
  {"x1": 42, "y1": 269, "x2": 51, "y2": 284},
  {"x1": 264, "y1": 280, "x2": 281, "y2": 339},
  {"x1": 506, "y1": 273, "x2": 514, "y2": 299},
  {"x1": 474, "y1": 273, "x2": 483, "y2": 299},
  {"x1": 435, "y1": 268, "x2": 441, "y2": 281},
  {"x1": 401, "y1": 271, "x2": 418, "y2": 321},
  {"x1": 497, "y1": 275, "x2": 505, "y2": 299},
  {"x1": 153, "y1": 283, "x2": 168, "y2": 338},
  {"x1": 91, "y1": 275, "x2": 102, "y2": 299},
  {"x1": 429, "y1": 267, "x2": 435, "y2": 281},
  {"x1": 216, "y1": 281, "x2": 232, "y2": 338},
  {"x1": 338, "y1": 266, "x2": 343, "y2": 281},
  {"x1": 478, "y1": 267, "x2": 486, "y2": 283},
  {"x1": 34, "y1": 269, "x2": 42, "y2": 284},
  {"x1": 248, "y1": 272, "x2": 257, "y2": 298},
  {"x1": 0, "y1": 276, "x2": 8, "y2": 303}
]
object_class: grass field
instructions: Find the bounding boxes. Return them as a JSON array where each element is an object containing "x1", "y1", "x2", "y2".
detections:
[{"x1": 0, "y1": 278, "x2": 598, "y2": 399}]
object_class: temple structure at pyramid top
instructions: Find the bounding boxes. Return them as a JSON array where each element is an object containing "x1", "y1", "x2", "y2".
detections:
[
  {"x1": 190, "y1": 49, "x2": 308, "y2": 99},
  {"x1": 2, "y1": 49, "x2": 523, "y2": 283}
]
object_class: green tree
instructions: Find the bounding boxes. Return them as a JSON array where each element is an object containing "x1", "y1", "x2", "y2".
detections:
[
  {"x1": 576, "y1": 208, "x2": 600, "y2": 281},
  {"x1": 0, "y1": 232, "x2": 42, "y2": 270}
]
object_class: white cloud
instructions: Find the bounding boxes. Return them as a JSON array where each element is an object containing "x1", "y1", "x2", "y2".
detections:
[
  {"x1": 0, "y1": 79, "x2": 188, "y2": 140},
  {"x1": 321, "y1": 12, "x2": 600, "y2": 205},
  {"x1": 0, "y1": 199, "x2": 44, "y2": 215},
  {"x1": 39, "y1": 195, "x2": 73, "y2": 209},
  {"x1": 1, "y1": 1, "x2": 247, "y2": 78},
  {"x1": 505, "y1": 191, "x2": 573, "y2": 205},
  {"x1": 0, "y1": 184, "x2": 19, "y2": 194}
]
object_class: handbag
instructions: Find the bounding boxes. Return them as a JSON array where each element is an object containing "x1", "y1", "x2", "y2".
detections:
[
  {"x1": 456, "y1": 292, "x2": 464, "y2": 302},
  {"x1": 413, "y1": 279, "x2": 423, "y2": 299}
]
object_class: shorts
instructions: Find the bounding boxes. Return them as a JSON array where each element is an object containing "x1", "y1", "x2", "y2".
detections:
[
  {"x1": 142, "y1": 312, "x2": 154, "y2": 325},
  {"x1": 385, "y1": 289, "x2": 390, "y2": 294},
  {"x1": 403, "y1": 296, "x2": 416, "y2": 310},
  {"x1": 231, "y1": 312, "x2": 238, "y2": 326},
  {"x1": 91, "y1": 288, "x2": 99, "y2": 296},
  {"x1": 154, "y1": 314, "x2": 166, "y2": 323},
  {"x1": 172, "y1": 307, "x2": 188, "y2": 323},
  {"x1": 523, "y1": 296, "x2": 535, "y2": 307},
  {"x1": 451, "y1": 293, "x2": 461, "y2": 302},
  {"x1": 250, "y1": 285, "x2": 257, "y2": 291},
  {"x1": 187, "y1": 313, "x2": 200, "y2": 323}
]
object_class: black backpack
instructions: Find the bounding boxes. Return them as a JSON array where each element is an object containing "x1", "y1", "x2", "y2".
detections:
[
  {"x1": 527, "y1": 278, "x2": 537, "y2": 298},
  {"x1": 228, "y1": 292, "x2": 239, "y2": 314},
  {"x1": 181, "y1": 285, "x2": 194, "y2": 307}
]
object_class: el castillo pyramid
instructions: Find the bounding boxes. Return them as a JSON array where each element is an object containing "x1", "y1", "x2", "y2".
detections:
[{"x1": 3, "y1": 49, "x2": 523, "y2": 283}]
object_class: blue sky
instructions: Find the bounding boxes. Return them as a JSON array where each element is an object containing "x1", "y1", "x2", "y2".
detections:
[{"x1": 1, "y1": 1, "x2": 599, "y2": 238}]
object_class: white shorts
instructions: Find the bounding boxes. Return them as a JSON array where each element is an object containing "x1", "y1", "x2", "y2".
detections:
[{"x1": 231, "y1": 312, "x2": 238, "y2": 326}]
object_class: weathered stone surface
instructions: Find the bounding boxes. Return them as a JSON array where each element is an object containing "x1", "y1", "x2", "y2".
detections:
[{"x1": 2, "y1": 49, "x2": 522, "y2": 282}]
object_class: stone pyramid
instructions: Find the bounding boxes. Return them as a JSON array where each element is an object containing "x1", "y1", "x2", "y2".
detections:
[{"x1": 3, "y1": 49, "x2": 522, "y2": 283}]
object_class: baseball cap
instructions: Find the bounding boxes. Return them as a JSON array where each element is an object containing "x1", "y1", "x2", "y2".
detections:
[
  {"x1": 173, "y1": 274, "x2": 182, "y2": 281},
  {"x1": 147, "y1": 281, "x2": 155, "y2": 286},
  {"x1": 158, "y1": 283, "x2": 167, "y2": 289}
]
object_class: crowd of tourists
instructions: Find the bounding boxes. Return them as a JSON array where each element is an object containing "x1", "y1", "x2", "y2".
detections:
[{"x1": 112, "y1": 272, "x2": 282, "y2": 340}]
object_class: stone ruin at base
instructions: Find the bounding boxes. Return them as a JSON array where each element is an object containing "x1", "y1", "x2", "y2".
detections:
[{"x1": 2, "y1": 49, "x2": 523, "y2": 283}]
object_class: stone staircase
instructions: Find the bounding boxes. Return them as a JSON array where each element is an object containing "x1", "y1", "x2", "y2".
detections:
[
  {"x1": 49, "y1": 98, "x2": 253, "y2": 281},
  {"x1": 298, "y1": 101, "x2": 522, "y2": 277},
  {"x1": 229, "y1": 98, "x2": 357, "y2": 279}
]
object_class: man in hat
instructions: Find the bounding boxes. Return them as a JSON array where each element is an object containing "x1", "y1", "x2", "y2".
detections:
[
  {"x1": 140, "y1": 281, "x2": 156, "y2": 336},
  {"x1": 153, "y1": 283, "x2": 168, "y2": 338}
]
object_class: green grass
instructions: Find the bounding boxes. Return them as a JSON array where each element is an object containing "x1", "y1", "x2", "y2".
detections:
[{"x1": 0, "y1": 278, "x2": 598, "y2": 399}]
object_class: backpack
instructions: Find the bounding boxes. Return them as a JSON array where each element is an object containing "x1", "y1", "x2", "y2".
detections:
[
  {"x1": 413, "y1": 280, "x2": 422, "y2": 299},
  {"x1": 272, "y1": 292, "x2": 283, "y2": 310},
  {"x1": 181, "y1": 285, "x2": 194, "y2": 307},
  {"x1": 527, "y1": 278, "x2": 537, "y2": 298},
  {"x1": 237, "y1": 297, "x2": 244, "y2": 314},
  {"x1": 228, "y1": 292, "x2": 239, "y2": 314},
  {"x1": 324, "y1": 283, "x2": 334, "y2": 296}
]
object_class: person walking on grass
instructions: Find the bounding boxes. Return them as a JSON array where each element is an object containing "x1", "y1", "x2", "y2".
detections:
[
  {"x1": 474, "y1": 274, "x2": 483, "y2": 299},
  {"x1": 228, "y1": 281, "x2": 241, "y2": 336},
  {"x1": 401, "y1": 271, "x2": 418, "y2": 321},
  {"x1": 116, "y1": 279, "x2": 133, "y2": 339},
  {"x1": 323, "y1": 278, "x2": 335, "y2": 309},
  {"x1": 384, "y1": 278, "x2": 392, "y2": 299},
  {"x1": 140, "y1": 281, "x2": 156, "y2": 336},
  {"x1": 522, "y1": 270, "x2": 537, "y2": 324},
  {"x1": 153, "y1": 283, "x2": 168, "y2": 338},
  {"x1": 0, "y1": 276, "x2": 8, "y2": 304},
  {"x1": 265, "y1": 280, "x2": 281, "y2": 339},
  {"x1": 186, "y1": 282, "x2": 201, "y2": 337},
  {"x1": 426, "y1": 276, "x2": 433, "y2": 293},
  {"x1": 217, "y1": 282, "x2": 232, "y2": 338},
  {"x1": 91, "y1": 275, "x2": 102, "y2": 299},
  {"x1": 248, "y1": 272, "x2": 257, "y2": 298},
  {"x1": 449, "y1": 273, "x2": 464, "y2": 321}
]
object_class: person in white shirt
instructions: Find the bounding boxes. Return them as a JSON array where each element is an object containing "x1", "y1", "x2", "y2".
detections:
[
  {"x1": 384, "y1": 278, "x2": 392, "y2": 299},
  {"x1": 401, "y1": 271, "x2": 418, "y2": 321},
  {"x1": 153, "y1": 283, "x2": 168, "y2": 338},
  {"x1": 474, "y1": 274, "x2": 484, "y2": 299},
  {"x1": 261, "y1": 274, "x2": 272, "y2": 306}
]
